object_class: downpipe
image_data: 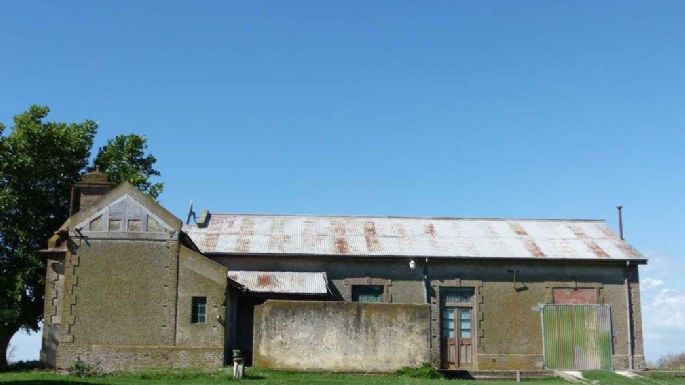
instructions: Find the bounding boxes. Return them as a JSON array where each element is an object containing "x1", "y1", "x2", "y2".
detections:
[{"x1": 625, "y1": 260, "x2": 633, "y2": 370}]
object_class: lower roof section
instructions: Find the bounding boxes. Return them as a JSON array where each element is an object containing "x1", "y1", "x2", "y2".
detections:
[{"x1": 227, "y1": 270, "x2": 329, "y2": 295}]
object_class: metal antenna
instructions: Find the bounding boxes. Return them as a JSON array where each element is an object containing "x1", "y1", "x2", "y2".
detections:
[{"x1": 186, "y1": 199, "x2": 197, "y2": 225}]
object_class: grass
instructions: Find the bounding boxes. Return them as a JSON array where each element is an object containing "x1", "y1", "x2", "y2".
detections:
[
  {"x1": 582, "y1": 371, "x2": 685, "y2": 385},
  {"x1": 0, "y1": 368, "x2": 683, "y2": 385},
  {"x1": 0, "y1": 367, "x2": 565, "y2": 385}
]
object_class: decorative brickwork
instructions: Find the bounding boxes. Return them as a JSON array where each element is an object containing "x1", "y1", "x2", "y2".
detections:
[{"x1": 40, "y1": 257, "x2": 65, "y2": 367}]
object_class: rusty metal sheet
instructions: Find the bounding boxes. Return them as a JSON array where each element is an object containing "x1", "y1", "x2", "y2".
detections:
[
  {"x1": 184, "y1": 215, "x2": 646, "y2": 261},
  {"x1": 227, "y1": 271, "x2": 329, "y2": 294},
  {"x1": 542, "y1": 305, "x2": 613, "y2": 370}
]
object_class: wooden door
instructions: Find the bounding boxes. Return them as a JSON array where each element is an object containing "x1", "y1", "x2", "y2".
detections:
[
  {"x1": 441, "y1": 307, "x2": 457, "y2": 368},
  {"x1": 441, "y1": 307, "x2": 473, "y2": 368},
  {"x1": 457, "y1": 308, "x2": 473, "y2": 366}
]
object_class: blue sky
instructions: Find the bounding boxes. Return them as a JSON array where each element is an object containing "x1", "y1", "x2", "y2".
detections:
[{"x1": 2, "y1": 1, "x2": 684, "y2": 363}]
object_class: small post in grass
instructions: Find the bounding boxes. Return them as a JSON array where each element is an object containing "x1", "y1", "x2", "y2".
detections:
[{"x1": 233, "y1": 349, "x2": 244, "y2": 379}]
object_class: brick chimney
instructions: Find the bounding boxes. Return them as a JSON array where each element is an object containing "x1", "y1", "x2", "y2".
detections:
[{"x1": 70, "y1": 167, "x2": 114, "y2": 215}]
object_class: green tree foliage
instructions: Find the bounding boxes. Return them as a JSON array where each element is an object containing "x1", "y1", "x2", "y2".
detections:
[
  {"x1": 0, "y1": 106, "x2": 164, "y2": 367},
  {"x1": 94, "y1": 134, "x2": 164, "y2": 199},
  {"x1": 0, "y1": 105, "x2": 97, "y2": 367}
]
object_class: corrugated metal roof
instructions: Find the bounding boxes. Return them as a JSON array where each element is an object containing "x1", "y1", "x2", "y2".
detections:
[
  {"x1": 184, "y1": 214, "x2": 645, "y2": 261},
  {"x1": 227, "y1": 271, "x2": 329, "y2": 294}
]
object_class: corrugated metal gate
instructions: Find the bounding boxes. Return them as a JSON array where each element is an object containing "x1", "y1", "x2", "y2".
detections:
[{"x1": 542, "y1": 305, "x2": 613, "y2": 370}]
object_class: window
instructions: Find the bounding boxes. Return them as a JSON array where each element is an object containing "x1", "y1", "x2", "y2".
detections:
[
  {"x1": 458, "y1": 309, "x2": 472, "y2": 338},
  {"x1": 442, "y1": 308, "x2": 455, "y2": 338},
  {"x1": 191, "y1": 297, "x2": 207, "y2": 324},
  {"x1": 441, "y1": 287, "x2": 474, "y2": 305},
  {"x1": 351, "y1": 285, "x2": 384, "y2": 303},
  {"x1": 108, "y1": 219, "x2": 121, "y2": 231},
  {"x1": 442, "y1": 308, "x2": 472, "y2": 338},
  {"x1": 127, "y1": 219, "x2": 141, "y2": 232}
]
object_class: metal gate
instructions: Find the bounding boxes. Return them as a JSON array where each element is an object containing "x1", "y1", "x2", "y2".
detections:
[{"x1": 542, "y1": 305, "x2": 613, "y2": 370}]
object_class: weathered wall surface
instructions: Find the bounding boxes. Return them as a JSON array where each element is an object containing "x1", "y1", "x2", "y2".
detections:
[
  {"x1": 217, "y1": 255, "x2": 645, "y2": 371},
  {"x1": 253, "y1": 300, "x2": 430, "y2": 372},
  {"x1": 58, "y1": 344, "x2": 223, "y2": 371},
  {"x1": 55, "y1": 240, "x2": 229, "y2": 370},
  {"x1": 56, "y1": 239, "x2": 181, "y2": 369},
  {"x1": 40, "y1": 257, "x2": 64, "y2": 368},
  {"x1": 63, "y1": 239, "x2": 179, "y2": 346},
  {"x1": 175, "y1": 246, "x2": 227, "y2": 348}
]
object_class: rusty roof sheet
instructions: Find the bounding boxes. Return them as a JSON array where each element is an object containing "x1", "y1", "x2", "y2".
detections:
[
  {"x1": 227, "y1": 271, "x2": 329, "y2": 294},
  {"x1": 184, "y1": 215, "x2": 645, "y2": 261}
]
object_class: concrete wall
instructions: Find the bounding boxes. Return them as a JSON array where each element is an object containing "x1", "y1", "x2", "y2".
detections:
[
  {"x1": 253, "y1": 300, "x2": 430, "y2": 372},
  {"x1": 215, "y1": 255, "x2": 645, "y2": 371}
]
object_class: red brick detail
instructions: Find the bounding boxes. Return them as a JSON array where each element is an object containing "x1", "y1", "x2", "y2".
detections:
[{"x1": 552, "y1": 288, "x2": 597, "y2": 305}]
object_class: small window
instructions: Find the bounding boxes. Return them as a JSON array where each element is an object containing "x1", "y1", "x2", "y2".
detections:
[
  {"x1": 441, "y1": 287, "x2": 474, "y2": 305},
  {"x1": 127, "y1": 219, "x2": 141, "y2": 232},
  {"x1": 147, "y1": 216, "x2": 162, "y2": 232},
  {"x1": 108, "y1": 219, "x2": 121, "y2": 231},
  {"x1": 191, "y1": 297, "x2": 207, "y2": 324},
  {"x1": 351, "y1": 285, "x2": 384, "y2": 303}
]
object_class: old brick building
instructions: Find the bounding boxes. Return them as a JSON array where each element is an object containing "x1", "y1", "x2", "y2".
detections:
[{"x1": 40, "y1": 171, "x2": 647, "y2": 372}]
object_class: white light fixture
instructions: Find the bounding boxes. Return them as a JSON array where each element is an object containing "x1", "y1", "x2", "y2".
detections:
[{"x1": 409, "y1": 258, "x2": 417, "y2": 271}]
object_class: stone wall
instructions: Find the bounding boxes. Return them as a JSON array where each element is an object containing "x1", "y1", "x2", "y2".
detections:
[{"x1": 253, "y1": 300, "x2": 431, "y2": 372}]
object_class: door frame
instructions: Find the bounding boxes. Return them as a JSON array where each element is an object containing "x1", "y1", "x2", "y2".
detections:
[{"x1": 438, "y1": 285, "x2": 477, "y2": 370}]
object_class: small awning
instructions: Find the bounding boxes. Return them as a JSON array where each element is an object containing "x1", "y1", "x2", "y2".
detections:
[{"x1": 227, "y1": 271, "x2": 329, "y2": 295}]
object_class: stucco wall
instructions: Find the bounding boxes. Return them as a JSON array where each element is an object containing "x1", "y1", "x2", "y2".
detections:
[
  {"x1": 253, "y1": 300, "x2": 431, "y2": 372},
  {"x1": 216, "y1": 255, "x2": 645, "y2": 371}
]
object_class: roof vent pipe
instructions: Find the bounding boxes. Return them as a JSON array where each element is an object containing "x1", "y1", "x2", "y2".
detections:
[{"x1": 617, "y1": 205, "x2": 624, "y2": 240}]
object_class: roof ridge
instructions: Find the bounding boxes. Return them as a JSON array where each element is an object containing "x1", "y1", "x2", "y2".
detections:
[{"x1": 194, "y1": 212, "x2": 606, "y2": 222}]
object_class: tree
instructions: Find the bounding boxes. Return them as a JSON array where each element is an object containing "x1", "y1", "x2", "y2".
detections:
[
  {"x1": 94, "y1": 134, "x2": 164, "y2": 199},
  {"x1": 0, "y1": 105, "x2": 97, "y2": 368},
  {"x1": 0, "y1": 106, "x2": 164, "y2": 367}
]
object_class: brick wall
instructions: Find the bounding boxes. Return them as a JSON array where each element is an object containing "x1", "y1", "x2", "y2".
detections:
[
  {"x1": 57, "y1": 345, "x2": 223, "y2": 371},
  {"x1": 40, "y1": 257, "x2": 65, "y2": 368}
]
